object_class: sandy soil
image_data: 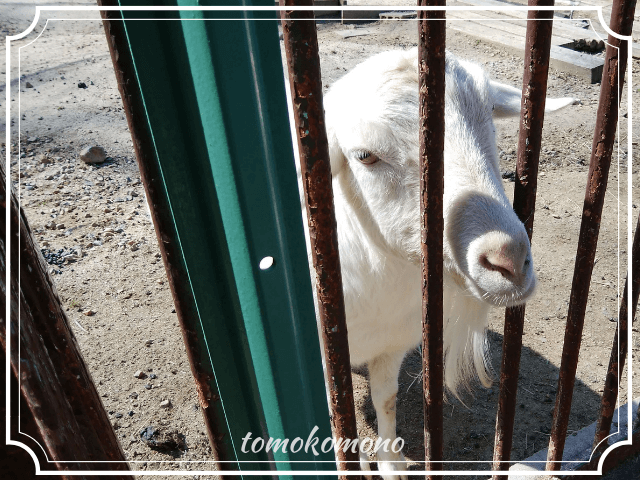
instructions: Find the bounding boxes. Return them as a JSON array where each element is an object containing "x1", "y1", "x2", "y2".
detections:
[{"x1": 2, "y1": 2, "x2": 638, "y2": 479}]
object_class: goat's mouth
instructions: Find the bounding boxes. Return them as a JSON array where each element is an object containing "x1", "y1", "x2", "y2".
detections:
[{"x1": 466, "y1": 273, "x2": 537, "y2": 308}]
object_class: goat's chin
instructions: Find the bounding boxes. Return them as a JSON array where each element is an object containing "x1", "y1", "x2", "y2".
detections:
[{"x1": 465, "y1": 274, "x2": 537, "y2": 308}]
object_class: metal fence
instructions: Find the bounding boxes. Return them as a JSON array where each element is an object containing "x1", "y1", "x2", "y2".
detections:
[{"x1": 279, "y1": 1, "x2": 638, "y2": 476}]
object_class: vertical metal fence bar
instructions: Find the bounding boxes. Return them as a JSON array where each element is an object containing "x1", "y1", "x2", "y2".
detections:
[
  {"x1": 491, "y1": 1, "x2": 554, "y2": 476},
  {"x1": 103, "y1": 3, "x2": 339, "y2": 477},
  {"x1": 418, "y1": 1, "x2": 445, "y2": 477},
  {"x1": 1, "y1": 163, "x2": 133, "y2": 476},
  {"x1": 592, "y1": 213, "x2": 640, "y2": 452},
  {"x1": 546, "y1": 0, "x2": 636, "y2": 469},
  {"x1": 280, "y1": 2, "x2": 361, "y2": 477}
]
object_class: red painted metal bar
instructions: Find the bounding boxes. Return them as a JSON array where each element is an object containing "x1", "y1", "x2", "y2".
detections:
[
  {"x1": 492, "y1": 1, "x2": 554, "y2": 476},
  {"x1": 592, "y1": 213, "x2": 640, "y2": 452},
  {"x1": 546, "y1": 0, "x2": 636, "y2": 469},
  {"x1": 418, "y1": 1, "x2": 445, "y2": 477},
  {"x1": 1, "y1": 162, "x2": 133, "y2": 476},
  {"x1": 97, "y1": 5, "x2": 233, "y2": 471},
  {"x1": 280, "y1": 2, "x2": 361, "y2": 477}
]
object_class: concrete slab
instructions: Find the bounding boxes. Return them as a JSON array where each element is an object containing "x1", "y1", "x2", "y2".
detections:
[{"x1": 506, "y1": 398, "x2": 639, "y2": 479}]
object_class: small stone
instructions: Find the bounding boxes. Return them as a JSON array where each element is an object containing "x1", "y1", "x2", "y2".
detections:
[
  {"x1": 80, "y1": 146, "x2": 108, "y2": 164},
  {"x1": 144, "y1": 384, "x2": 152, "y2": 390},
  {"x1": 149, "y1": 373, "x2": 157, "y2": 379},
  {"x1": 114, "y1": 413, "x2": 123, "y2": 419},
  {"x1": 134, "y1": 370, "x2": 147, "y2": 379},
  {"x1": 78, "y1": 82, "x2": 88, "y2": 89},
  {"x1": 130, "y1": 244, "x2": 139, "y2": 252},
  {"x1": 25, "y1": 82, "x2": 33, "y2": 88},
  {"x1": 145, "y1": 339, "x2": 154, "y2": 347},
  {"x1": 159, "y1": 399, "x2": 172, "y2": 409},
  {"x1": 501, "y1": 170, "x2": 516, "y2": 181},
  {"x1": 56, "y1": 224, "x2": 65, "y2": 230},
  {"x1": 83, "y1": 310, "x2": 95, "y2": 316},
  {"x1": 39, "y1": 155, "x2": 52, "y2": 164}
]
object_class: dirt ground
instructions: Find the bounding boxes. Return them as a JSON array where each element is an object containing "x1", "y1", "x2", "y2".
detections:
[{"x1": 2, "y1": 2, "x2": 638, "y2": 479}]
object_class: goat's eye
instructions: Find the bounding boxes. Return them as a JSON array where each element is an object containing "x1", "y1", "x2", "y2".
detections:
[{"x1": 353, "y1": 150, "x2": 379, "y2": 165}]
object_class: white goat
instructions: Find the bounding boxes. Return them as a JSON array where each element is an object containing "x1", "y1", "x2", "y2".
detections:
[{"x1": 296, "y1": 47, "x2": 576, "y2": 478}]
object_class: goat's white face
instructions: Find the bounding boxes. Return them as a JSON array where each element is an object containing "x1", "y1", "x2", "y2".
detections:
[{"x1": 324, "y1": 48, "x2": 550, "y2": 308}]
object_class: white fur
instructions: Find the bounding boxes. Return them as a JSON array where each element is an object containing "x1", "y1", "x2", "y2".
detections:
[{"x1": 293, "y1": 48, "x2": 577, "y2": 478}]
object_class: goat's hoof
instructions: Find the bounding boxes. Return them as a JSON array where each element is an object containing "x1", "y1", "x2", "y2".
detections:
[
  {"x1": 377, "y1": 453, "x2": 408, "y2": 480},
  {"x1": 359, "y1": 452, "x2": 372, "y2": 472}
]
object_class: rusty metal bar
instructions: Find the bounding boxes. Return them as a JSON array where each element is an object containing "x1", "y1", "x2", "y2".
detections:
[
  {"x1": 280, "y1": 2, "x2": 361, "y2": 477},
  {"x1": 592, "y1": 213, "x2": 640, "y2": 453},
  {"x1": 1, "y1": 162, "x2": 132, "y2": 476},
  {"x1": 546, "y1": 0, "x2": 636, "y2": 469},
  {"x1": 418, "y1": 1, "x2": 446, "y2": 476},
  {"x1": 97, "y1": 5, "x2": 234, "y2": 471},
  {"x1": 3, "y1": 348, "x2": 50, "y2": 479},
  {"x1": 492, "y1": 1, "x2": 554, "y2": 476}
]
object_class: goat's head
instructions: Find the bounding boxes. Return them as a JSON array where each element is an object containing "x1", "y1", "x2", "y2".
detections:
[{"x1": 324, "y1": 48, "x2": 576, "y2": 308}]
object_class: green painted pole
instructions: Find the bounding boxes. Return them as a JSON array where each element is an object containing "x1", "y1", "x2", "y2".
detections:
[{"x1": 116, "y1": 2, "x2": 337, "y2": 477}]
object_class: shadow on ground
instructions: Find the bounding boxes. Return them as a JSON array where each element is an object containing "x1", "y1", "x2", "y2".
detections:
[{"x1": 355, "y1": 329, "x2": 603, "y2": 477}]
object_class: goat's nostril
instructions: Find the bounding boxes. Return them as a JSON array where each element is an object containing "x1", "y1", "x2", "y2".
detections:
[{"x1": 479, "y1": 252, "x2": 516, "y2": 279}]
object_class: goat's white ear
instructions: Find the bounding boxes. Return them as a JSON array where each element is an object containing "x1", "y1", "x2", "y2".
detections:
[{"x1": 490, "y1": 80, "x2": 580, "y2": 118}]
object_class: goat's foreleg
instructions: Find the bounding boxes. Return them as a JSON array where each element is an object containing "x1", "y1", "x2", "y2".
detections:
[{"x1": 368, "y1": 350, "x2": 408, "y2": 480}]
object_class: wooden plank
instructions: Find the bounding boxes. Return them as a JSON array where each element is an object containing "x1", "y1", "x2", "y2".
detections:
[
  {"x1": 451, "y1": 3, "x2": 606, "y2": 43},
  {"x1": 379, "y1": 11, "x2": 418, "y2": 19},
  {"x1": 455, "y1": 0, "x2": 640, "y2": 57},
  {"x1": 446, "y1": 18, "x2": 604, "y2": 82},
  {"x1": 447, "y1": 10, "x2": 570, "y2": 46}
]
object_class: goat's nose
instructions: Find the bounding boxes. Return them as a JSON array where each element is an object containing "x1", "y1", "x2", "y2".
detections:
[{"x1": 479, "y1": 248, "x2": 517, "y2": 281}]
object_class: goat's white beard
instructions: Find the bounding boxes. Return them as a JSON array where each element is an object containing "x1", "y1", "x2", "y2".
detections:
[{"x1": 442, "y1": 273, "x2": 494, "y2": 396}]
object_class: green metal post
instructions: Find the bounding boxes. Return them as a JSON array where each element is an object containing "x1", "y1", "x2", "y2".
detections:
[{"x1": 115, "y1": 2, "x2": 337, "y2": 478}]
